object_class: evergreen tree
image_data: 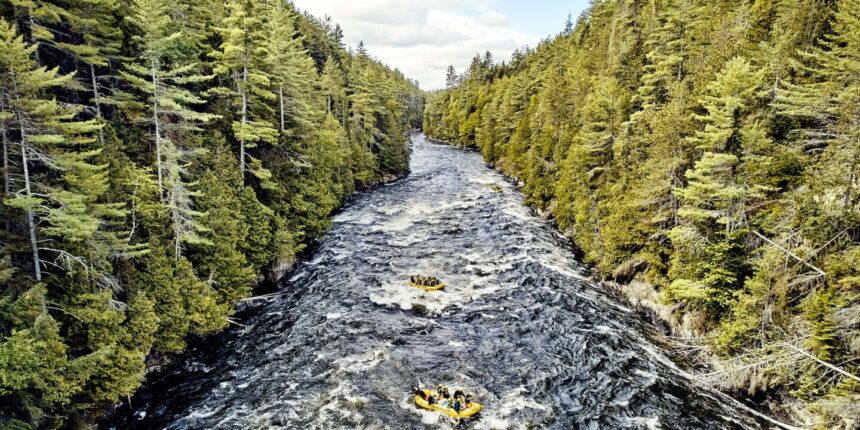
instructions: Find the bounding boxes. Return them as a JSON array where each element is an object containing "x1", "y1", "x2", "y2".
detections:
[
  {"x1": 445, "y1": 65, "x2": 458, "y2": 89},
  {"x1": 776, "y1": 0, "x2": 860, "y2": 217},
  {"x1": 0, "y1": 18, "x2": 105, "y2": 280},
  {"x1": 120, "y1": 0, "x2": 217, "y2": 258},
  {"x1": 60, "y1": 0, "x2": 123, "y2": 145},
  {"x1": 265, "y1": 2, "x2": 316, "y2": 138},
  {"x1": 211, "y1": 0, "x2": 278, "y2": 185},
  {"x1": 631, "y1": 0, "x2": 690, "y2": 122}
]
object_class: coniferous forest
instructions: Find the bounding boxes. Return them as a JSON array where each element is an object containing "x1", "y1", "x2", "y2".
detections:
[
  {"x1": 424, "y1": 0, "x2": 859, "y2": 427},
  {"x1": 0, "y1": 0, "x2": 422, "y2": 426}
]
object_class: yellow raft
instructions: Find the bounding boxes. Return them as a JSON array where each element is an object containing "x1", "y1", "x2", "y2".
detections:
[
  {"x1": 415, "y1": 389, "x2": 482, "y2": 419},
  {"x1": 409, "y1": 280, "x2": 445, "y2": 291}
]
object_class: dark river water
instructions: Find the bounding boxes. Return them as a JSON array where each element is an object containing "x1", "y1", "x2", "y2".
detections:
[{"x1": 107, "y1": 134, "x2": 770, "y2": 429}]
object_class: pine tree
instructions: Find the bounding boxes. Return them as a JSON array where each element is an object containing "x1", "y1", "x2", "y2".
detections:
[
  {"x1": 356, "y1": 40, "x2": 368, "y2": 57},
  {"x1": 563, "y1": 13, "x2": 575, "y2": 35},
  {"x1": 688, "y1": 57, "x2": 762, "y2": 153},
  {"x1": 265, "y1": 2, "x2": 316, "y2": 138},
  {"x1": 346, "y1": 55, "x2": 380, "y2": 183},
  {"x1": 445, "y1": 65, "x2": 458, "y2": 89},
  {"x1": 6, "y1": 0, "x2": 66, "y2": 52},
  {"x1": 60, "y1": 0, "x2": 123, "y2": 146},
  {"x1": 320, "y1": 56, "x2": 347, "y2": 125},
  {"x1": 211, "y1": 0, "x2": 278, "y2": 185},
  {"x1": 120, "y1": 0, "x2": 217, "y2": 259},
  {"x1": 631, "y1": 0, "x2": 690, "y2": 122},
  {"x1": 776, "y1": 0, "x2": 860, "y2": 216},
  {"x1": 0, "y1": 19, "x2": 105, "y2": 280}
]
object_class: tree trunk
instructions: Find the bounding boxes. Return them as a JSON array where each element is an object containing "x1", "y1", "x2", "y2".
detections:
[
  {"x1": 1, "y1": 89, "x2": 8, "y2": 196},
  {"x1": 1, "y1": 89, "x2": 9, "y2": 233},
  {"x1": 91, "y1": 63, "x2": 105, "y2": 146},
  {"x1": 152, "y1": 60, "x2": 164, "y2": 200},
  {"x1": 279, "y1": 85, "x2": 285, "y2": 132},
  {"x1": 11, "y1": 76, "x2": 42, "y2": 281},
  {"x1": 171, "y1": 191, "x2": 181, "y2": 261},
  {"x1": 239, "y1": 65, "x2": 248, "y2": 180}
]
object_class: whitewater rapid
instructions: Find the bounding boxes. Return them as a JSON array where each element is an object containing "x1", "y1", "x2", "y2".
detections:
[{"x1": 107, "y1": 134, "x2": 767, "y2": 430}]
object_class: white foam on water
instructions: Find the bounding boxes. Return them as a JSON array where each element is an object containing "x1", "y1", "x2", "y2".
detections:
[
  {"x1": 633, "y1": 369, "x2": 657, "y2": 381},
  {"x1": 332, "y1": 211, "x2": 376, "y2": 225},
  {"x1": 500, "y1": 200, "x2": 534, "y2": 221},
  {"x1": 333, "y1": 348, "x2": 389, "y2": 374},
  {"x1": 477, "y1": 417, "x2": 514, "y2": 430},
  {"x1": 475, "y1": 386, "x2": 547, "y2": 430},
  {"x1": 541, "y1": 258, "x2": 588, "y2": 281},
  {"x1": 388, "y1": 231, "x2": 430, "y2": 247},
  {"x1": 377, "y1": 206, "x2": 401, "y2": 216},
  {"x1": 397, "y1": 394, "x2": 446, "y2": 427},
  {"x1": 371, "y1": 214, "x2": 415, "y2": 232},
  {"x1": 182, "y1": 405, "x2": 220, "y2": 420},
  {"x1": 212, "y1": 404, "x2": 251, "y2": 428},
  {"x1": 625, "y1": 416, "x2": 662, "y2": 429},
  {"x1": 369, "y1": 275, "x2": 516, "y2": 315}
]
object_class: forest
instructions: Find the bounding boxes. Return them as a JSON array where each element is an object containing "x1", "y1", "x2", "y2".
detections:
[
  {"x1": 424, "y1": 0, "x2": 859, "y2": 427},
  {"x1": 0, "y1": 0, "x2": 422, "y2": 427}
]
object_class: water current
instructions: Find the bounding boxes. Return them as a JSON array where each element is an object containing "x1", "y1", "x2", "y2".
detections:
[{"x1": 107, "y1": 134, "x2": 770, "y2": 429}]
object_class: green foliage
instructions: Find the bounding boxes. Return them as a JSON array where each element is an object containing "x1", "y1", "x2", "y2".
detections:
[
  {"x1": 425, "y1": 0, "x2": 858, "y2": 425},
  {"x1": 0, "y1": 0, "x2": 421, "y2": 426}
]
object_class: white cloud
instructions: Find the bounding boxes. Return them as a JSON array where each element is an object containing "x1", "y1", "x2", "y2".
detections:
[{"x1": 290, "y1": 0, "x2": 539, "y2": 89}]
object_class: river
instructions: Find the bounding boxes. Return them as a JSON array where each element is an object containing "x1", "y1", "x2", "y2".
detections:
[{"x1": 107, "y1": 134, "x2": 769, "y2": 429}]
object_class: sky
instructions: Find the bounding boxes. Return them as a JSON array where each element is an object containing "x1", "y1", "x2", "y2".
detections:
[{"x1": 290, "y1": 0, "x2": 591, "y2": 90}]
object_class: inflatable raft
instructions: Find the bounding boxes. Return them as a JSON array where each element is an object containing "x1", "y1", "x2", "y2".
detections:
[
  {"x1": 409, "y1": 280, "x2": 445, "y2": 291},
  {"x1": 414, "y1": 389, "x2": 482, "y2": 418}
]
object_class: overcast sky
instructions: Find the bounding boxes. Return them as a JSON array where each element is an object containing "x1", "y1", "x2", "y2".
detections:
[{"x1": 290, "y1": 0, "x2": 591, "y2": 90}]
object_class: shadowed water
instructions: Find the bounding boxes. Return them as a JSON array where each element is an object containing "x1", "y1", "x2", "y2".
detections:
[{"x1": 107, "y1": 134, "x2": 768, "y2": 429}]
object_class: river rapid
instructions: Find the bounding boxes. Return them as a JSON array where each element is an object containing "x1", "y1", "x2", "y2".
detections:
[{"x1": 107, "y1": 134, "x2": 769, "y2": 429}]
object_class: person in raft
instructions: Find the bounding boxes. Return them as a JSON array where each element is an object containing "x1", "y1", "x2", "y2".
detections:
[
  {"x1": 415, "y1": 385, "x2": 476, "y2": 413},
  {"x1": 410, "y1": 275, "x2": 440, "y2": 286}
]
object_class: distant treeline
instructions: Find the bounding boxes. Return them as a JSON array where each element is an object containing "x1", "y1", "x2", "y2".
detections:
[
  {"x1": 0, "y1": 0, "x2": 422, "y2": 426},
  {"x1": 424, "y1": 0, "x2": 859, "y2": 427}
]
